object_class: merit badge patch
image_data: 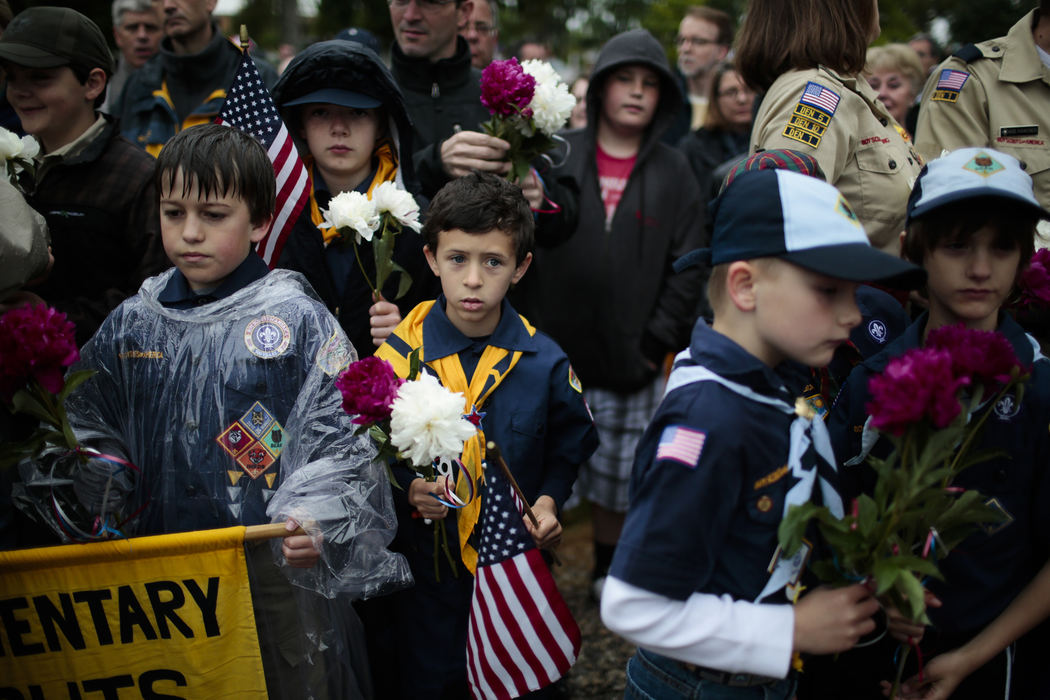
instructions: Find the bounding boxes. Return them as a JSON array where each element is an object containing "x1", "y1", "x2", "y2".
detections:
[
  {"x1": 215, "y1": 401, "x2": 286, "y2": 480},
  {"x1": 244, "y1": 315, "x2": 291, "y2": 359},
  {"x1": 963, "y1": 151, "x2": 1004, "y2": 178},
  {"x1": 932, "y1": 69, "x2": 969, "y2": 103},
  {"x1": 568, "y1": 365, "x2": 583, "y2": 394},
  {"x1": 782, "y1": 82, "x2": 840, "y2": 149},
  {"x1": 655, "y1": 425, "x2": 706, "y2": 468},
  {"x1": 316, "y1": 332, "x2": 352, "y2": 376}
]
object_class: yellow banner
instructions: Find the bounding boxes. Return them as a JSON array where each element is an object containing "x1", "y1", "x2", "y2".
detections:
[{"x1": 0, "y1": 527, "x2": 268, "y2": 699}]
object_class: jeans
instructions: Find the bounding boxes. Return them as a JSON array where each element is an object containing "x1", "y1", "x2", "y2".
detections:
[{"x1": 624, "y1": 649, "x2": 796, "y2": 700}]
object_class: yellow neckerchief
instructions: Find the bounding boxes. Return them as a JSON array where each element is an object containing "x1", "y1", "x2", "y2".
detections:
[
  {"x1": 375, "y1": 299, "x2": 537, "y2": 575},
  {"x1": 309, "y1": 139, "x2": 399, "y2": 245}
]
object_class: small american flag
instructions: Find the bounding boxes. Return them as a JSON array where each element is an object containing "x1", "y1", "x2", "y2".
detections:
[
  {"x1": 466, "y1": 463, "x2": 580, "y2": 699},
  {"x1": 655, "y1": 425, "x2": 706, "y2": 467},
  {"x1": 216, "y1": 49, "x2": 309, "y2": 268},
  {"x1": 799, "y1": 82, "x2": 841, "y2": 115},
  {"x1": 936, "y1": 69, "x2": 969, "y2": 92}
]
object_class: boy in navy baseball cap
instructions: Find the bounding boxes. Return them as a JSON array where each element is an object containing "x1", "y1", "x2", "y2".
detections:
[
  {"x1": 601, "y1": 169, "x2": 923, "y2": 699},
  {"x1": 826, "y1": 147, "x2": 1050, "y2": 699}
]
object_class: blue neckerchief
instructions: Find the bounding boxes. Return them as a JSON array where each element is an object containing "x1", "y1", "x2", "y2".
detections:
[{"x1": 158, "y1": 252, "x2": 269, "y2": 309}]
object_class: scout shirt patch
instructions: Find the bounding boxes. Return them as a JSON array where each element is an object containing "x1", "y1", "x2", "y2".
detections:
[
  {"x1": 932, "y1": 69, "x2": 969, "y2": 103},
  {"x1": 244, "y1": 315, "x2": 291, "y2": 359},
  {"x1": 655, "y1": 425, "x2": 706, "y2": 468},
  {"x1": 963, "y1": 151, "x2": 1004, "y2": 178},
  {"x1": 316, "y1": 332, "x2": 352, "y2": 376},
  {"x1": 782, "y1": 82, "x2": 840, "y2": 149},
  {"x1": 868, "y1": 319, "x2": 888, "y2": 344},
  {"x1": 568, "y1": 365, "x2": 583, "y2": 393},
  {"x1": 216, "y1": 401, "x2": 286, "y2": 480}
]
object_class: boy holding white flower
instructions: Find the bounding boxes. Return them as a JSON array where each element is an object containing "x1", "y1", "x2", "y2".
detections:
[
  {"x1": 375, "y1": 171, "x2": 598, "y2": 698},
  {"x1": 272, "y1": 40, "x2": 436, "y2": 358}
]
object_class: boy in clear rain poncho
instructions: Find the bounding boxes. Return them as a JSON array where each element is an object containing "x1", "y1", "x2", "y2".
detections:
[{"x1": 27, "y1": 124, "x2": 411, "y2": 699}]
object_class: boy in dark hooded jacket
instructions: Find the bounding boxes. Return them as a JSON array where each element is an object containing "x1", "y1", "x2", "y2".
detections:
[
  {"x1": 272, "y1": 40, "x2": 436, "y2": 358},
  {"x1": 518, "y1": 28, "x2": 704, "y2": 592}
]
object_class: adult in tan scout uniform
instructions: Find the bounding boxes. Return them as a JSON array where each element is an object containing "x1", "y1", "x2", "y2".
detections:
[
  {"x1": 915, "y1": 4, "x2": 1050, "y2": 213},
  {"x1": 737, "y1": 0, "x2": 921, "y2": 255}
]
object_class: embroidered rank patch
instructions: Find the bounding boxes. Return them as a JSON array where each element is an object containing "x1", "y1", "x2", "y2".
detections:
[
  {"x1": 963, "y1": 151, "x2": 1004, "y2": 178},
  {"x1": 568, "y1": 365, "x2": 583, "y2": 393},
  {"x1": 782, "y1": 82, "x2": 840, "y2": 148},
  {"x1": 932, "y1": 69, "x2": 969, "y2": 103},
  {"x1": 316, "y1": 332, "x2": 351, "y2": 376},
  {"x1": 216, "y1": 401, "x2": 285, "y2": 479},
  {"x1": 244, "y1": 315, "x2": 291, "y2": 359},
  {"x1": 981, "y1": 497, "x2": 1014, "y2": 535},
  {"x1": 655, "y1": 426, "x2": 706, "y2": 468}
]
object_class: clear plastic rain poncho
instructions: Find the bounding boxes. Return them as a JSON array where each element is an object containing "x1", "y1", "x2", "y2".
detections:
[{"x1": 20, "y1": 268, "x2": 411, "y2": 600}]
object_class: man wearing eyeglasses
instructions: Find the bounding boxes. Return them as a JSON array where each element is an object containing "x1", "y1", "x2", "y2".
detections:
[
  {"x1": 463, "y1": 0, "x2": 498, "y2": 68},
  {"x1": 675, "y1": 6, "x2": 732, "y2": 132},
  {"x1": 389, "y1": 0, "x2": 525, "y2": 201}
]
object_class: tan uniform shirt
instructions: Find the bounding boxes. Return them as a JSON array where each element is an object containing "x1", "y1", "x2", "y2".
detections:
[
  {"x1": 751, "y1": 67, "x2": 921, "y2": 254},
  {"x1": 915, "y1": 10, "x2": 1050, "y2": 212}
]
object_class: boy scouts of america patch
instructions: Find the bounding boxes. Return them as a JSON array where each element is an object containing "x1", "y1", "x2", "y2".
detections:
[
  {"x1": 963, "y1": 152, "x2": 1004, "y2": 178},
  {"x1": 244, "y1": 315, "x2": 291, "y2": 359},
  {"x1": 216, "y1": 400, "x2": 286, "y2": 482},
  {"x1": 932, "y1": 69, "x2": 969, "y2": 103},
  {"x1": 782, "y1": 82, "x2": 840, "y2": 149},
  {"x1": 316, "y1": 332, "x2": 352, "y2": 376}
]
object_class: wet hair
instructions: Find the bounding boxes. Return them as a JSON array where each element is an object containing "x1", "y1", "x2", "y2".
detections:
[
  {"x1": 423, "y1": 170, "x2": 534, "y2": 264},
  {"x1": 904, "y1": 197, "x2": 1037, "y2": 273},
  {"x1": 155, "y1": 124, "x2": 275, "y2": 227},
  {"x1": 735, "y1": 0, "x2": 878, "y2": 91}
]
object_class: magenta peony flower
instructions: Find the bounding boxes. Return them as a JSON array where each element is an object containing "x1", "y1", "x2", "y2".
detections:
[
  {"x1": 1017, "y1": 248, "x2": 1050, "y2": 309},
  {"x1": 480, "y1": 58, "x2": 536, "y2": 118},
  {"x1": 926, "y1": 324, "x2": 1022, "y2": 395},
  {"x1": 0, "y1": 304, "x2": 79, "y2": 400},
  {"x1": 866, "y1": 348, "x2": 968, "y2": 436},
  {"x1": 335, "y1": 356, "x2": 404, "y2": 426}
]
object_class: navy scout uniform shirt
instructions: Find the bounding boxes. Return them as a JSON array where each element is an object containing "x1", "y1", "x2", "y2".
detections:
[{"x1": 612, "y1": 321, "x2": 803, "y2": 604}]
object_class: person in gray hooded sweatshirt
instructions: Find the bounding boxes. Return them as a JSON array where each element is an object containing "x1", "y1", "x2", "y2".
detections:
[{"x1": 516, "y1": 28, "x2": 704, "y2": 595}]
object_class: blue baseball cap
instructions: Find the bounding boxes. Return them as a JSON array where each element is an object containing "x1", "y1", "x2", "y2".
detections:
[
  {"x1": 677, "y1": 169, "x2": 925, "y2": 289},
  {"x1": 907, "y1": 147, "x2": 1050, "y2": 223},
  {"x1": 282, "y1": 87, "x2": 381, "y2": 110}
]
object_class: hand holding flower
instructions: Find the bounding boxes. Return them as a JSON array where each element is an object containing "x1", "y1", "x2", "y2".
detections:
[
  {"x1": 440, "y1": 130, "x2": 512, "y2": 179},
  {"x1": 409, "y1": 476, "x2": 452, "y2": 520}
]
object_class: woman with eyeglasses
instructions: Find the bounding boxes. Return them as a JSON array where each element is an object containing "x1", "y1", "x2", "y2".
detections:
[
  {"x1": 678, "y1": 62, "x2": 756, "y2": 201},
  {"x1": 738, "y1": 0, "x2": 921, "y2": 256}
]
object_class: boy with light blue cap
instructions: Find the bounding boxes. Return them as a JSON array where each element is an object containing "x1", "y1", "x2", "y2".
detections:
[
  {"x1": 601, "y1": 169, "x2": 923, "y2": 699},
  {"x1": 826, "y1": 148, "x2": 1050, "y2": 698}
]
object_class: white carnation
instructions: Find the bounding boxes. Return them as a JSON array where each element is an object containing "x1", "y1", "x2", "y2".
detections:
[
  {"x1": 389, "y1": 372, "x2": 478, "y2": 468},
  {"x1": 520, "y1": 60, "x2": 575, "y2": 136},
  {"x1": 19, "y1": 135, "x2": 39, "y2": 161},
  {"x1": 371, "y1": 181, "x2": 422, "y2": 233},
  {"x1": 0, "y1": 127, "x2": 23, "y2": 160},
  {"x1": 323, "y1": 190, "x2": 380, "y2": 243}
]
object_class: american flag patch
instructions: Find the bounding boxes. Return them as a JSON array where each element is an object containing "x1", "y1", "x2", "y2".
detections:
[
  {"x1": 655, "y1": 426, "x2": 706, "y2": 467},
  {"x1": 932, "y1": 69, "x2": 969, "y2": 103},
  {"x1": 798, "y1": 82, "x2": 840, "y2": 115}
]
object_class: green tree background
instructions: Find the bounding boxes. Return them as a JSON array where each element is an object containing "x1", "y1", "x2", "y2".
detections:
[{"x1": 3, "y1": 0, "x2": 1032, "y2": 58}]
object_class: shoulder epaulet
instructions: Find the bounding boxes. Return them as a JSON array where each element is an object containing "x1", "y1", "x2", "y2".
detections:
[{"x1": 951, "y1": 43, "x2": 983, "y2": 64}]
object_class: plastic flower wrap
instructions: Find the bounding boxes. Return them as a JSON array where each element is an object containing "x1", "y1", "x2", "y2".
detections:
[
  {"x1": 480, "y1": 57, "x2": 575, "y2": 183},
  {"x1": 0, "y1": 126, "x2": 37, "y2": 189},
  {"x1": 778, "y1": 325, "x2": 1026, "y2": 695},
  {"x1": 321, "y1": 183, "x2": 419, "y2": 301}
]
